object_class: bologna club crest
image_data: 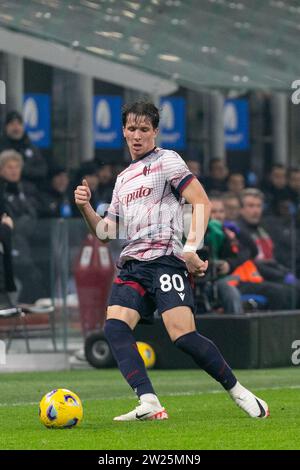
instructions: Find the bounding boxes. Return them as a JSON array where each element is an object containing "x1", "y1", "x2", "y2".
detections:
[{"x1": 143, "y1": 165, "x2": 151, "y2": 176}]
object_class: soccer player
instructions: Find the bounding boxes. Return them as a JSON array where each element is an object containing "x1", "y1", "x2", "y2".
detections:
[{"x1": 75, "y1": 102, "x2": 269, "y2": 421}]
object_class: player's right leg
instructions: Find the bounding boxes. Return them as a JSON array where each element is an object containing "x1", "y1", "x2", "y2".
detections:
[{"x1": 104, "y1": 305, "x2": 168, "y2": 421}]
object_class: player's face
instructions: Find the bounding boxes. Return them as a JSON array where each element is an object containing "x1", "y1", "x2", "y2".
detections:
[{"x1": 123, "y1": 114, "x2": 159, "y2": 160}]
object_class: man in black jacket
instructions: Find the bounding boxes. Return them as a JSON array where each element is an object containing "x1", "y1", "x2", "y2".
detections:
[
  {"x1": 0, "y1": 211, "x2": 16, "y2": 302},
  {"x1": 0, "y1": 149, "x2": 42, "y2": 302},
  {"x1": 237, "y1": 188, "x2": 299, "y2": 309},
  {"x1": 38, "y1": 166, "x2": 73, "y2": 218},
  {"x1": 0, "y1": 111, "x2": 47, "y2": 188}
]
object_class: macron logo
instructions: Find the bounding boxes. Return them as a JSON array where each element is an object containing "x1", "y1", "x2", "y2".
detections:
[
  {"x1": 96, "y1": 99, "x2": 111, "y2": 129},
  {"x1": 24, "y1": 97, "x2": 39, "y2": 128},
  {"x1": 178, "y1": 293, "x2": 185, "y2": 301}
]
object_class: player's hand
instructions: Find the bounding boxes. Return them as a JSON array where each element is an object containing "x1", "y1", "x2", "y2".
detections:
[
  {"x1": 74, "y1": 179, "x2": 91, "y2": 208},
  {"x1": 183, "y1": 252, "x2": 208, "y2": 277}
]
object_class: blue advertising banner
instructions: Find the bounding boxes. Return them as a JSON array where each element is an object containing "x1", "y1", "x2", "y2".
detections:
[
  {"x1": 94, "y1": 95, "x2": 122, "y2": 149},
  {"x1": 160, "y1": 97, "x2": 186, "y2": 150},
  {"x1": 23, "y1": 94, "x2": 51, "y2": 148},
  {"x1": 224, "y1": 99, "x2": 249, "y2": 150}
]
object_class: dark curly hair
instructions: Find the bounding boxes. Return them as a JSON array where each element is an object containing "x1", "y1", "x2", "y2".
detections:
[{"x1": 122, "y1": 101, "x2": 159, "y2": 129}]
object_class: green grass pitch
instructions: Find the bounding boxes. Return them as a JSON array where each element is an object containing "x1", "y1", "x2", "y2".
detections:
[{"x1": 0, "y1": 367, "x2": 299, "y2": 450}]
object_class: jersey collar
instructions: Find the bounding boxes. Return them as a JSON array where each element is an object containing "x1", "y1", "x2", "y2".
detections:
[{"x1": 130, "y1": 146, "x2": 156, "y2": 164}]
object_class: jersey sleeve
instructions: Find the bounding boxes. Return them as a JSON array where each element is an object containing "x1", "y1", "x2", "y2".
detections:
[{"x1": 163, "y1": 151, "x2": 195, "y2": 195}]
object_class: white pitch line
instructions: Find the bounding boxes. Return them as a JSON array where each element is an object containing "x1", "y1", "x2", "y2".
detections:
[
  {"x1": 0, "y1": 401, "x2": 38, "y2": 407},
  {"x1": 1, "y1": 384, "x2": 300, "y2": 408}
]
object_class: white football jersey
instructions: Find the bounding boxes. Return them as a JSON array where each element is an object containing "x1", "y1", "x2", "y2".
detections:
[{"x1": 104, "y1": 147, "x2": 194, "y2": 265}]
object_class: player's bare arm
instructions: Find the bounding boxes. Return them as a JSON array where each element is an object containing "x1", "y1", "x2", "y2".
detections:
[
  {"x1": 74, "y1": 179, "x2": 110, "y2": 242},
  {"x1": 181, "y1": 178, "x2": 211, "y2": 277}
]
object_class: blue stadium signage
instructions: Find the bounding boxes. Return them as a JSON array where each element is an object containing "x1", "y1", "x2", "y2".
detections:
[
  {"x1": 94, "y1": 95, "x2": 122, "y2": 149},
  {"x1": 23, "y1": 93, "x2": 51, "y2": 148},
  {"x1": 224, "y1": 99, "x2": 249, "y2": 150},
  {"x1": 160, "y1": 97, "x2": 186, "y2": 150}
]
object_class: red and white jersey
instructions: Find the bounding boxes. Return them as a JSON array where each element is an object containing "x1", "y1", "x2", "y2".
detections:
[{"x1": 104, "y1": 147, "x2": 194, "y2": 265}]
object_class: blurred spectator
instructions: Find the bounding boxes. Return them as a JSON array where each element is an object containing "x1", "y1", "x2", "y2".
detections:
[
  {"x1": 0, "y1": 149, "x2": 41, "y2": 303},
  {"x1": 204, "y1": 158, "x2": 228, "y2": 193},
  {"x1": 73, "y1": 160, "x2": 100, "y2": 213},
  {"x1": 238, "y1": 188, "x2": 300, "y2": 306},
  {"x1": 0, "y1": 213, "x2": 16, "y2": 303},
  {"x1": 0, "y1": 111, "x2": 47, "y2": 188},
  {"x1": 263, "y1": 197, "x2": 300, "y2": 275},
  {"x1": 203, "y1": 195, "x2": 245, "y2": 314},
  {"x1": 208, "y1": 194, "x2": 294, "y2": 311},
  {"x1": 287, "y1": 168, "x2": 300, "y2": 207},
  {"x1": 209, "y1": 195, "x2": 257, "y2": 273},
  {"x1": 246, "y1": 171, "x2": 259, "y2": 188},
  {"x1": 38, "y1": 167, "x2": 73, "y2": 218},
  {"x1": 185, "y1": 159, "x2": 202, "y2": 181},
  {"x1": 263, "y1": 164, "x2": 290, "y2": 214},
  {"x1": 226, "y1": 173, "x2": 245, "y2": 195},
  {"x1": 113, "y1": 162, "x2": 127, "y2": 177},
  {"x1": 97, "y1": 163, "x2": 114, "y2": 205},
  {"x1": 223, "y1": 193, "x2": 241, "y2": 221},
  {"x1": 238, "y1": 189, "x2": 275, "y2": 261}
]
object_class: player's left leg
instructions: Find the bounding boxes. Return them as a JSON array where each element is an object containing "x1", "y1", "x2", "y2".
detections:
[{"x1": 162, "y1": 306, "x2": 269, "y2": 418}]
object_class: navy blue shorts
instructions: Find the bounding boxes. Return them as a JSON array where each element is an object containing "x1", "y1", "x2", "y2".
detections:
[{"x1": 108, "y1": 255, "x2": 195, "y2": 324}]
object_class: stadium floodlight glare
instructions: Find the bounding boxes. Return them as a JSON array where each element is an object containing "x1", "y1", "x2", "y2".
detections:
[
  {"x1": 0, "y1": 27, "x2": 177, "y2": 96},
  {"x1": 0, "y1": 80, "x2": 6, "y2": 104}
]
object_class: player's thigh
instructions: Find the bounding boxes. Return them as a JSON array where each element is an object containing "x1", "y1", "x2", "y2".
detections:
[
  {"x1": 106, "y1": 305, "x2": 141, "y2": 330},
  {"x1": 162, "y1": 306, "x2": 196, "y2": 342}
]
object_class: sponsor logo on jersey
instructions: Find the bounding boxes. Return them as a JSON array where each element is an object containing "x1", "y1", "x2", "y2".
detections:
[{"x1": 121, "y1": 186, "x2": 153, "y2": 206}]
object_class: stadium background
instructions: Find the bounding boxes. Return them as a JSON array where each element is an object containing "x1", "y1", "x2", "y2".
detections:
[
  {"x1": 0, "y1": 0, "x2": 300, "y2": 450},
  {"x1": 0, "y1": 0, "x2": 299, "y2": 367}
]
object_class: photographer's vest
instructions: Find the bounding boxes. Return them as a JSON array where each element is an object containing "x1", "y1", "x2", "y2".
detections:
[{"x1": 227, "y1": 260, "x2": 264, "y2": 287}]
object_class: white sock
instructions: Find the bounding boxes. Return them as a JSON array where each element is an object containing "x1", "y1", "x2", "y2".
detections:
[
  {"x1": 228, "y1": 381, "x2": 247, "y2": 398},
  {"x1": 140, "y1": 393, "x2": 161, "y2": 407}
]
